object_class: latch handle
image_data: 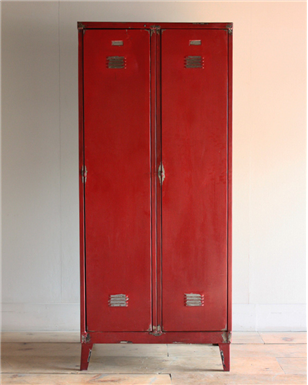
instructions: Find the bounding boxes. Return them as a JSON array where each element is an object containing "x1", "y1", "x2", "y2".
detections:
[
  {"x1": 158, "y1": 163, "x2": 165, "y2": 185},
  {"x1": 81, "y1": 166, "x2": 87, "y2": 183}
]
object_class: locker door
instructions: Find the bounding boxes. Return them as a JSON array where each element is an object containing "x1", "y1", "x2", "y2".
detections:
[
  {"x1": 83, "y1": 29, "x2": 152, "y2": 332},
  {"x1": 161, "y1": 29, "x2": 229, "y2": 331}
]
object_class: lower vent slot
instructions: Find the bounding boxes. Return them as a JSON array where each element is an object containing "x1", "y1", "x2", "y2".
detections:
[
  {"x1": 184, "y1": 293, "x2": 204, "y2": 307},
  {"x1": 109, "y1": 294, "x2": 129, "y2": 307}
]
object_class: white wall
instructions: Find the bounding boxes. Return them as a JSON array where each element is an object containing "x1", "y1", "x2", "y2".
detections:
[{"x1": 1, "y1": 1, "x2": 306, "y2": 331}]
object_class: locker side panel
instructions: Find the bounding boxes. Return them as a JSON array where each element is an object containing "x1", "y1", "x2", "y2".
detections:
[
  {"x1": 161, "y1": 29, "x2": 228, "y2": 331},
  {"x1": 83, "y1": 29, "x2": 152, "y2": 332}
]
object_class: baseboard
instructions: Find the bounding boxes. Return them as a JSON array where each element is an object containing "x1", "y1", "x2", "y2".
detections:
[
  {"x1": 1, "y1": 303, "x2": 306, "y2": 331},
  {"x1": 233, "y1": 303, "x2": 306, "y2": 331},
  {"x1": 1, "y1": 303, "x2": 80, "y2": 331}
]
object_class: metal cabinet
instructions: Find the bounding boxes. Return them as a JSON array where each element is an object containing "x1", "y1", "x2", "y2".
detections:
[{"x1": 78, "y1": 22, "x2": 232, "y2": 371}]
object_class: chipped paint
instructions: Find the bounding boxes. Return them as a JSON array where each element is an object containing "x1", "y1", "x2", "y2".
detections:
[
  {"x1": 81, "y1": 333, "x2": 91, "y2": 344},
  {"x1": 220, "y1": 349, "x2": 225, "y2": 369},
  {"x1": 77, "y1": 22, "x2": 85, "y2": 30},
  {"x1": 87, "y1": 349, "x2": 92, "y2": 362},
  {"x1": 222, "y1": 331, "x2": 232, "y2": 343},
  {"x1": 149, "y1": 326, "x2": 163, "y2": 337},
  {"x1": 221, "y1": 324, "x2": 228, "y2": 331},
  {"x1": 150, "y1": 25, "x2": 161, "y2": 36}
]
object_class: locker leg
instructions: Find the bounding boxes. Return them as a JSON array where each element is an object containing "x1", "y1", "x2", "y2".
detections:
[
  {"x1": 80, "y1": 342, "x2": 93, "y2": 371},
  {"x1": 218, "y1": 343, "x2": 230, "y2": 371}
]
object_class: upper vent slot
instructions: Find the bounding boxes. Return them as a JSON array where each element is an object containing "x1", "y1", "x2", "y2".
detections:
[
  {"x1": 112, "y1": 40, "x2": 123, "y2": 46},
  {"x1": 107, "y1": 56, "x2": 126, "y2": 69},
  {"x1": 184, "y1": 56, "x2": 204, "y2": 69},
  {"x1": 189, "y1": 40, "x2": 201, "y2": 46}
]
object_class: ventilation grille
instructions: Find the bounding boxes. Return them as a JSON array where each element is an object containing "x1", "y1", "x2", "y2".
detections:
[
  {"x1": 109, "y1": 294, "x2": 129, "y2": 307},
  {"x1": 184, "y1": 293, "x2": 204, "y2": 307},
  {"x1": 106, "y1": 56, "x2": 126, "y2": 69},
  {"x1": 189, "y1": 40, "x2": 201, "y2": 46},
  {"x1": 184, "y1": 56, "x2": 204, "y2": 69},
  {"x1": 112, "y1": 40, "x2": 123, "y2": 46}
]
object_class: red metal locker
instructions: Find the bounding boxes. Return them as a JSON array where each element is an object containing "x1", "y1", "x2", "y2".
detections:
[
  {"x1": 78, "y1": 22, "x2": 232, "y2": 372},
  {"x1": 83, "y1": 29, "x2": 152, "y2": 333},
  {"x1": 161, "y1": 28, "x2": 228, "y2": 332}
]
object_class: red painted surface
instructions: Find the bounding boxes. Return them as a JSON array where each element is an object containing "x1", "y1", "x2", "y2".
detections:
[
  {"x1": 79, "y1": 22, "x2": 232, "y2": 31},
  {"x1": 150, "y1": 29, "x2": 160, "y2": 331},
  {"x1": 80, "y1": 342, "x2": 93, "y2": 371},
  {"x1": 79, "y1": 22, "x2": 232, "y2": 370},
  {"x1": 84, "y1": 331, "x2": 230, "y2": 344},
  {"x1": 83, "y1": 29, "x2": 152, "y2": 332},
  {"x1": 161, "y1": 29, "x2": 228, "y2": 331},
  {"x1": 155, "y1": 30, "x2": 163, "y2": 332},
  {"x1": 78, "y1": 28, "x2": 86, "y2": 340},
  {"x1": 227, "y1": 30, "x2": 233, "y2": 332}
]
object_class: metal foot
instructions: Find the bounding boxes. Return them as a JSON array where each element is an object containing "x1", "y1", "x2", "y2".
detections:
[
  {"x1": 80, "y1": 342, "x2": 93, "y2": 371},
  {"x1": 218, "y1": 343, "x2": 230, "y2": 371}
]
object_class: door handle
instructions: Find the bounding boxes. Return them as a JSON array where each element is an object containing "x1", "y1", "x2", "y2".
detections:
[{"x1": 158, "y1": 163, "x2": 165, "y2": 185}]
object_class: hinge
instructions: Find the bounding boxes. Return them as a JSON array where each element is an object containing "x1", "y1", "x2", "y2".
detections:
[{"x1": 81, "y1": 165, "x2": 87, "y2": 183}]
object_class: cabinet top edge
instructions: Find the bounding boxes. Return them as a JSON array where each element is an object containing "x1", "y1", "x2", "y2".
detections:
[{"x1": 77, "y1": 22, "x2": 233, "y2": 31}]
